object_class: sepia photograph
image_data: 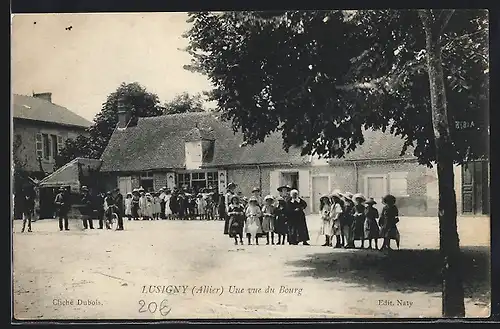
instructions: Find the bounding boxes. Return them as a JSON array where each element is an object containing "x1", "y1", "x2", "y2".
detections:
[{"x1": 11, "y1": 9, "x2": 490, "y2": 320}]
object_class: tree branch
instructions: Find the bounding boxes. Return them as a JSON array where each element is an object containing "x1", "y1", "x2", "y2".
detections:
[{"x1": 438, "y1": 9, "x2": 455, "y2": 36}]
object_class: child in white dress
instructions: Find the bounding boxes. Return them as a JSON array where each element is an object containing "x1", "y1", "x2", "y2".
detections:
[
  {"x1": 124, "y1": 192, "x2": 132, "y2": 220},
  {"x1": 245, "y1": 197, "x2": 263, "y2": 245}
]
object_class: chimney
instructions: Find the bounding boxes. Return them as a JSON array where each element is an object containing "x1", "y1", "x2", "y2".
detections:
[
  {"x1": 117, "y1": 94, "x2": 131, "y2": 129},
  {"x1": 33, "y1": 92, "x2": 52, "y2": 103}
]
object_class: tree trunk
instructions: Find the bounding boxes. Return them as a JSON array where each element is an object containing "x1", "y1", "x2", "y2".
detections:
[{"x1": 419, "y1": 10, "x2": 465, "y2": 317}]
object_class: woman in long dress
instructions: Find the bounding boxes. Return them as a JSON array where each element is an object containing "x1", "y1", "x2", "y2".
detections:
[
  {"x1": 364, "y1": 198, "x2": 380, "y2": 249},
  {"x1": 124, "y1": 192, "x2": 133, "y2": 220},
  {"x1": 351, "y1": 193, "x2": 367, "y2": 248},
  {"x1": 227, "y1": 195, "x2": 245, "y2": 245},
  {"x1": 379, "y1": 194, "x2": 400, "y2": 250},
  {"x1": 286, "y1": 189, "x2": 310, "y2": 245}
]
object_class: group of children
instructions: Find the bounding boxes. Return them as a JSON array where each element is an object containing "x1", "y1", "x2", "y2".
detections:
[
  {"x1": 227, "y1": 194, "x2": 291, "y2": 246},
  {"x1": 123, "y1": 186, "x2": 222, "y2": 221},
  {"x1": 319, "y1": 190, "x2": 401, "y2": 251}
]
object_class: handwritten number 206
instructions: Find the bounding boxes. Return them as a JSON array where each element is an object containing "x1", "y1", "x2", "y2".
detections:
[{"x1": 138, "y1": 299, "x2": 171, "y2": 316}]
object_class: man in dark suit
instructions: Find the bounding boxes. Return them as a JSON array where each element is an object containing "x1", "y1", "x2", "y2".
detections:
[
  {"x1": 20, "y1": 183, "x2": 36, "y2": 233},
  {"x1": 113, "y1": 188, "x2": 124, "y2": 230},
  {"x1": 80, "y1": 186, "x2": 94, "y2": 229},
  {"x1": 54, "y1": 186, "x2": 70, "y2": 231}
]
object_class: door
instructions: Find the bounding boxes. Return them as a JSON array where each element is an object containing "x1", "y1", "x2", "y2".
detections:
[
  {"x1": 118, "y1": 176, "x2": 132, "y2": 196},
  {"x1": 365, "y1": 175, "x2": 387, "y2": 212},
  {"x1": 462, "y1": 161, "x2": 490, "y2": 215},
  {"x1": 312, "y1": 176, "x2": 329, "y2": 213}
]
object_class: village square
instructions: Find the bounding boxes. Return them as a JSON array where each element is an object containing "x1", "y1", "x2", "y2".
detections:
[{"x1": 12, "y1": 10, "x2": 490, "y2": 320}]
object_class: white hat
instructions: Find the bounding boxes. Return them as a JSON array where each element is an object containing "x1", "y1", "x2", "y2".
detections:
[
  {"x1": 264, "y1": 195, "x2": 274, "y2": 201},
  {"x1": 353, "y1": 193, "x2": 366, "y2": 201},
  {"x1": 290, "y1": 189, "x2": 299, "y2": 196},
  {"x1": 330, "y1": 189, "x2": 342, "y2": 199}
]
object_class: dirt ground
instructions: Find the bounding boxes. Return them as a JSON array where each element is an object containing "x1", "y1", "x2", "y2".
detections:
[{"x1": 12, "y1": 215, "x2": 491, "y2": 320}]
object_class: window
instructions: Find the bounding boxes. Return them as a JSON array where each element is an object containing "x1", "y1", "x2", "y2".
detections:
[
  {"x1": 207, "y1": 172, "x2": 218, "y2": 190},
  {"x1": 177, "y1": 173, "x2": 190, "y2": 189},
  {"x1": 389, "y1": 172, "x2": 408, "y2": 196},
  {"x1": 36, "y1": 134, "x2": 43, "y2": 159},
  {"x1": 282, "y1": 172, "x2": 299, "y2": 190},
  {"x1": 42, "y1": 134, "x2": 50, "y2": 159},
  {"x1": 139, "y1": 171, "x2": 154, "y2": 191}
]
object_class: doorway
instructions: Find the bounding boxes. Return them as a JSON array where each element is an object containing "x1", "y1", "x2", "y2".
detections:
[
  {"x1": 461, "y1": 161, "x2": 490, "y2": 215},
  {"x1": 312, "y1": 176, "x2": 329, "y2": 213}
]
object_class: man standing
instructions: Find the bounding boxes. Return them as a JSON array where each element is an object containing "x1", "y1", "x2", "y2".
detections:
[
  {"x1": 113, "y1": 188, "x2": 124, "y2": 230},
  {"x1": 54, "y1": 186, "x2": 70, "y2": 231},
  {"x1": 20, "y1": 183, "x2": 36, "y2": 233},
  {"x1": 95, "y1": 191, "x2": 105, "y2": 229},
  {"x1": 80, "y1": 186, "x2": 94, "y2": 229},
  {"x1": 277, "y1": 185, "x2": 292, "y2": 202}
]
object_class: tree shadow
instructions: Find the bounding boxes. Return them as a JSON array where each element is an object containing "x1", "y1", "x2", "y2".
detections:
[{"x1": 286, "y1": 246, "x2": 490, "y2": 303}]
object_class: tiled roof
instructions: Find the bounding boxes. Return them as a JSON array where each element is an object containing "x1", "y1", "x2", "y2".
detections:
[
  {"x1": 100, "y1": 112, "x2": 309, "y2": 172},
  {"x1": 332, "y1": 128, "x2": 415, "y2": 162},
  {"x1": 100, "y1": 112, "x2": 415, "y2": 172},
  {"x1": 13, "y1": 94, "x2": 92, "y2": 128}
]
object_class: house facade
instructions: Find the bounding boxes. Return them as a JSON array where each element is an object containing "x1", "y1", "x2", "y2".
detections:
[
  {"x1": 13, "y1": 93, "x2": 92, "y2": 176},
  {"x1": 99, "y1": 110, "x2": 489, "y2": 217}
]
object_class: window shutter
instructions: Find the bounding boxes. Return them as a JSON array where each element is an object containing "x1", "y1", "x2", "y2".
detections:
[
  {"x1": 218, "y1": 170, "x2": 227, "y2": 194},
  {"x1": 35, "y1": 133, "x2": 43, "y2": 159},
  {"x1": 57, "y1": 136, "x2": 63, "y2": 155},
  {"x1": 298, "y1": 169, "x2": 311, "y2": 198}
]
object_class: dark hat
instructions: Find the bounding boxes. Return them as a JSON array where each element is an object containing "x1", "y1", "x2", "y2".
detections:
[
  {"x1": 230, "y1": 195, "x2": 240, "y2": 202},
  {"x1": 227, "y1": 182, "x2": 237, "y2": 189},
  {"x1": 277, "y1": 185, "x2": 292, "y2": 192},
  {"x1": 252, "y1": 187, "x2": 261, "y2": 193},
  {"x1": 365, "y1": 197, "x2": 377, "y2": 205}
]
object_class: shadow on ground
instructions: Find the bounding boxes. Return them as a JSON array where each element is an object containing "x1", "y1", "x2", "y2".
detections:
[{"x1": 287, "y1": 247, "x2": 490, "y2": 303}]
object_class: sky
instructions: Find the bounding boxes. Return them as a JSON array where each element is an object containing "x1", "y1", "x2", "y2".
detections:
[{"x1": 11, "y1": 12, "x2": 213, "y2": 122}]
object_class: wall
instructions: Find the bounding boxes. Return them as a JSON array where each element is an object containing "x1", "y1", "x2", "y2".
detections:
[
  {"x1": 13, "y1": 119, "x2": 88, "y2": 173},
  {"x1": 356, "y1": 160, "x2": 428, "y2": 216}
]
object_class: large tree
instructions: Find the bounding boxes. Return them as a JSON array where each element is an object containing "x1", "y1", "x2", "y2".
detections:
[
  {"x1": 162, "y1": 92, "x2": 206, "y2": 115},
  {"x1": 184, "y1": 10, "x2": 489, "y2": 316},
  {"x1": 55, "y1": 82, "x2": 163, "y2": 169}
]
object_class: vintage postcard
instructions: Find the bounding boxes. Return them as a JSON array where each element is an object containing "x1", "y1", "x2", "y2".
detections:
[{"x1": 11, "y1": 10, "x2": 490, "y2": 321}]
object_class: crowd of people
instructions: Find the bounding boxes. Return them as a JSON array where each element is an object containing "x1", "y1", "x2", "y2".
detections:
[
  {"x1": 16, "y1": 181, "x2": 401, "y2": 251},
  {"x1": 319, "y1": 190, "x2": 401, "y2": 251},
  {"x1": 224, "y1": 183, "x2": 311, "y2": 246}
]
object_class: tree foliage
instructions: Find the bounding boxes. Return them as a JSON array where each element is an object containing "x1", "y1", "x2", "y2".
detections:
[
  {"x1": 162, "y1": 92, "x2": 206, "y2": 115},
  {"x1": 56, "y1": 82, "x2": 163, "y2": 168},
  {"x1": 184, "y1": 10, "x2": 488, "y2": 166}
]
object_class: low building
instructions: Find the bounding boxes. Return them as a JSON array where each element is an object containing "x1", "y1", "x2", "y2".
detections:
[{"x1": 99, "y1": 110, "x2": 489, "y2": 217}]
